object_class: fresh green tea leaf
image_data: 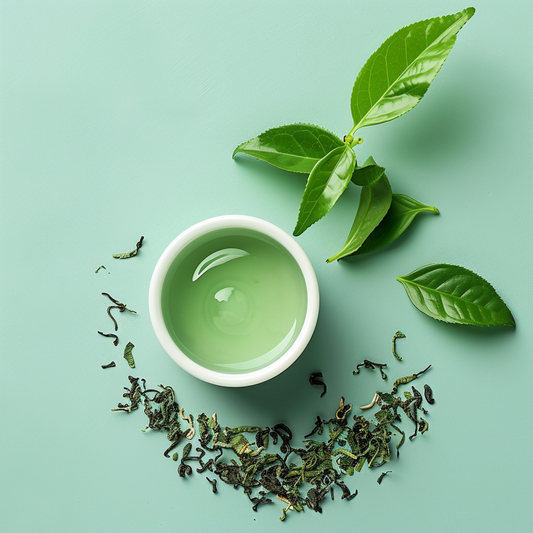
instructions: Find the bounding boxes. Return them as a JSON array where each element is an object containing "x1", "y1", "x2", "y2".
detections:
[
  {"x1": 233, "y1": 124, "x2": 343, "y2": 173},
  {"x1": 350, "y1": 8, "x2": 475, "y2": 131},
  {"x1": 294, "y1": 145, "x2": 356, "y2": 236},
  {"x1": 351, "y1": 156, "x2": 386, "y2": 186},
  {"x1": 397, "y1": 263, "x2": 515, "y2": 327},
  {"x1": 353, "y1": 194, "x2": 438, "y2": 255},
  {"x1": 327, "y1": 174, "x2": 392, "y2": 262}
]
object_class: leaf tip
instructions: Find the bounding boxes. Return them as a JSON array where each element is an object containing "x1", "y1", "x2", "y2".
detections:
[
  {"x1": 292, "y1": 223, "x2": 304, "y2": 237},
  {"x1": 232, "y1": 144, "x2": 243, "y2": 159}
]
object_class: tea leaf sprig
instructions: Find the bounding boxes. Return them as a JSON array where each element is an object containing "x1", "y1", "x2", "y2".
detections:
[{"x1": 233, "y1": 8, "x2": 474, "y2": 261}]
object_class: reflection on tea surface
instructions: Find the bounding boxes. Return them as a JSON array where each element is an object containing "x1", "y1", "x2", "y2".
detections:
[{"x1": 162, "y1": 229, "x2": 308, "y2": 374}]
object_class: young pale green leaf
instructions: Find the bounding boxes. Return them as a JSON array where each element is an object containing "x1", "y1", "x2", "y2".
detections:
[
  {"x1": 233, "y1": 123, "x2": 344, "y2": 173},
  {"x1": 326, "y1": 173, "x2": 392, "y2": 262},
  {"x1": 350, "y1": 7, "x2": 475, "y2": 131},
  {"x1": 397, "y1": 264, "x2": 515, "y2": 327},
  {"x1": 351, "y1": 156, "x2": 386, "y2": 186},
  {"x1": 294, "y1": 145, "x2": 356, "y2": 236},
  {"x1": 353, "y1": 194, "x2": 439, "y2": 255}
]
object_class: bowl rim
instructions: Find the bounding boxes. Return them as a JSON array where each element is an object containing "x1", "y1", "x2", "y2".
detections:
[{"x1": 148, "y1": 215, "x2": 319, "y2": 387}]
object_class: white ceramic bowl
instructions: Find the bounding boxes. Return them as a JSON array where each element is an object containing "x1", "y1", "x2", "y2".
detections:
[{"x1": 149, "y1": 215, "x2": 319, "y2": 387}]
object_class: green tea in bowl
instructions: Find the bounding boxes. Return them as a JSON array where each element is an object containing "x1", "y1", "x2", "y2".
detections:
[{"x1": 149, "y1": 216, "x2": 319, "y2": 387}]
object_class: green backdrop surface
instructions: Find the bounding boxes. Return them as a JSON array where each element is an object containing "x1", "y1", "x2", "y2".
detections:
[{"x1": 1, "y1": 1, "x2": 532, "y2": 531}]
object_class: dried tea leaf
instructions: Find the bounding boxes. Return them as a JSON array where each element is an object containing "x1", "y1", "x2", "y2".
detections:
[
  {"x1": 112, "y1": 236, "x2": 144, "y2": 259},
  {"x1": 309, "y1": 372, "x2": 327, "y2": 397},
  {"x1": 123, "y1": 342, "x2": 136, "y2": 368},
  {"x1": 392, "y1": 331, "x2": 406, "y2": 361},
  {"x1": 377, "y1": 470, "x2": 392, "y2": 484}
]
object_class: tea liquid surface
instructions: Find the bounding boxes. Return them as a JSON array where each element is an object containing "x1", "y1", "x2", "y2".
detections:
[{"x1": 162, "y1": 229, "x2": 308, "y2": 373}]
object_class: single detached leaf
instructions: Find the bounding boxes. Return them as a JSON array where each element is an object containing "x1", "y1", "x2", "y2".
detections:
[
  {"x1": 294, "y1": 145, "x2": 356, "y2": 236},
  {"x1": 397, "y1": 264, "x2": 515, "y2": 327},
  {"x1": 327, "y1": 173, "x2": 392, "y2": 262},
  {"x1": 351, "y1": 156, "x2": 386, "y2": 186},
  {"x1": 354, "y1": 194, "x2": 438, "y2": 255},
  {"x1": 351, "y1": 8, "x2": 475, "y2": 131},
  {"x1": 233, "y1": 123, "x2": 343, "y2": 173}
]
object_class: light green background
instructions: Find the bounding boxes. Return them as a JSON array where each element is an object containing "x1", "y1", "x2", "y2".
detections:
[{"x1": 1, "y1": 1, "x2": 532, "y2": 531}]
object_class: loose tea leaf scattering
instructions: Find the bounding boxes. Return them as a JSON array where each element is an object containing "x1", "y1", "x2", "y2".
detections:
[
  {"x1": 97, "y1": 293, "x2": 137, "y2": 347},
  {"x1": 113, "y1": 369, "x2": 434, "y2": 521}
]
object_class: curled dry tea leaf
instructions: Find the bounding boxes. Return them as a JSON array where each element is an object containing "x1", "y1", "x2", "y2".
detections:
[
  {"x1": 233, "y1": 123, "x2": 344, "y2": 173},
  {"x1": 424, "y1": 384, "x2": 435, "y2": 404},
  {"x1": 98, "y1": 331, "x2": 119, "y2": 346},
  {"x1": 377, "y1": 470, "x2": 392, "y2": 484},
  {"x1": 350, "y1": 8, "x2": 475, "y2": 131},
  {"x1": 397, "y1": 264, "x2": 515, "y2": 327},
  {"x1": 112, "y1": 236, "x2": 144, "y2": 259},
  {"x1": 353, "y1": 360, "x2": 387, "y2": 380},
  {"x1": 294, "y1": 145, "x2": 356, "y2": 236},
  {"x1": 123, "y1": 342, "x2": 136, "y2": 368},
  {"x1": 353, "y1": 194, "x2": 439, "y2": 256},
  {"x1": 327, "y1": 173, "x2": 392, "y2": 262},
  {"x1": 391, "y1": 364, "x2": 431, "y2": 395},
  {"x1": 309, "y1": 372, "x2": 327, "y2": 397},
  {"x1": 392, "y1": 331, "x2": 406, "y2": 361}
]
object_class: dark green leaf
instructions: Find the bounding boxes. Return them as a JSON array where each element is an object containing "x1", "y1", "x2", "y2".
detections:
[
  {"x1": 233, "y1": 123, "x2": 343, "y2": 173},
  {"x1": 351, "y1": 8, "x2": 475, "y2": 131},
  {"x1": 397, "y1": 264, "x2": 515, "y2": 327},
  {"x1": 353, "y1": 194, "x2": 438, "y2": 255},
  {"x1": 351, "y1": 156, "x2": 385, "y2": 186},
  {"x1": 327, "y1": 174, "x2": 392, "y2": 262},
  {"x1": 294, "y1": 145, "x2": 356, "y2": 236}
]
